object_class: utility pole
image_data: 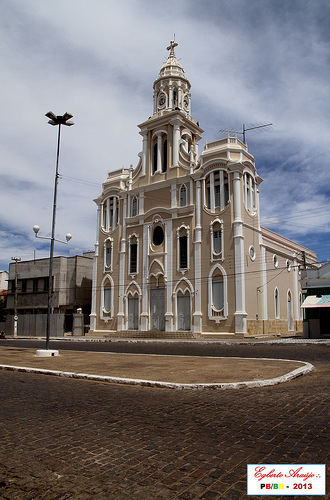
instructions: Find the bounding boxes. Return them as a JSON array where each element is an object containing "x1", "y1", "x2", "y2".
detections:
[{"x1": 11, "y1": 257, "x2": 21, "y2": 337}]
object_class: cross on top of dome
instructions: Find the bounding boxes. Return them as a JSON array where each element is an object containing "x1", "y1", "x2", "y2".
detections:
[{"x1": 166, "y1": 40, "x2": 178, "y2": 57}]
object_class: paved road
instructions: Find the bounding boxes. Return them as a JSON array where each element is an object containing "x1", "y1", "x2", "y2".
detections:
[
  {"x1": 2, "y1": 337, "x2": 330, "y2": 361},
  {"x1": 0, "y1": 342, "x2": 329, "y2": 499}
]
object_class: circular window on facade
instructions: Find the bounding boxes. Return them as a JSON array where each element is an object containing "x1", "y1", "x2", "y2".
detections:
[
  {"x1": 249, "y1": 245, "x2": 256, "y2": 261},
  {"x1": 273, "y1": 255, "x2": 279, "y2": 268},
  {"x1": 153, "y1": 225, "x2": 164, "y2": 246},
  {"x1": 286, "y1": 260, "x2": 291, "y2": 272}
]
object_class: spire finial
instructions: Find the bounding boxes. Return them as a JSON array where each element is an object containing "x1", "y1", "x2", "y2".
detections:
[{"x1": 166, "y1": 40, "x2": 178, "y2": 57}]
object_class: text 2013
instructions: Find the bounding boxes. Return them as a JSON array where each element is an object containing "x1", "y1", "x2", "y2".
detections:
[{"x1": 293, "y1": 483, "x2": 313, "y2": 490}]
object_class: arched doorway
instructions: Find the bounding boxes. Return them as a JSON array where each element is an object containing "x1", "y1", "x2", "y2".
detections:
[{"x1": 287, "y1": 290, "x2": 293, "y2": 331}]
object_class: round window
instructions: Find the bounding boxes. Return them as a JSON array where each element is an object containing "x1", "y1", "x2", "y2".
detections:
[
  {"x1": 249, "y1": 246, "x2": 256, "y2": 261},
  {"x1": 153, "y1": 226, "x2": 164, "y2": 246}
]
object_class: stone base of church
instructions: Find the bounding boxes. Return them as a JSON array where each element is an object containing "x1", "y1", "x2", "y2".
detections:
[{"x1": 246, "y1": 319, "x2": 303, "y2": 336}]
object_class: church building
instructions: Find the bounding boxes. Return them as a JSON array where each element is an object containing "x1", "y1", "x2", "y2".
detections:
[{"x1": 89, "y1": 41, "x2": 317, "y2": 338}]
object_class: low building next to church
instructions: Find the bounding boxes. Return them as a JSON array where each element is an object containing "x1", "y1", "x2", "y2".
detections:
[
  {"x1": 89, "y1": 42, "x2": 317, "y2": 338},
  {"x1": 5, "y1": 254, "x2": 93, "y2": 336}
]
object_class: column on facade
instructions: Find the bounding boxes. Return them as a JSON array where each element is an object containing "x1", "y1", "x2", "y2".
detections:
[
  {"x1": 193, "y1": 179, "x2": 202, "y2": 332},
  {"x1": 141, "y1": 131, "x2": 148, "y2": 176},
  {"x1": 210, "y1": 171, "x2": 215, "y2": 211},
  {"x1": 128, "y1": 166, "x2": 133, "y2": 190},
  {"x1": 153, "y1": 90, "x2": 157, "y2": 114},
  {"x1": 106, "y1": 198, "x2": 110, "y2": 231},
  {"x1": 220, "y1": 170, "x2": 225, "y2": 211},
  {"x1": 257, "y1": 186, "x2": 267, "y2": 322},
  {"x1": 169, "y1": 84, "x2": 172, "y2": 108},
  {"x1": 139, "y1": 191, "x2": 144, "y2": 215},
  {"x1": 165, "y1": 220, "x2": 173, "y2": 331},
  {"x1": 117, "y1": 196, "x2": 126, "y2": 331},
  {"x1": 233, "y1": 170, "x2": 247, "y2": 334},
  {"x1": 90, "y1": 204, "x2": 100, "y2": 331},
  {"x1": 177, "y1": 85, "x2": 182, "y2": 109},
  {"x1": 171, "y1": 184, "x2": 177, "y2": 208},
  {"x1": 157, "y1": 132, "x2": 163, "y2": 173},
  {"x1": 260, "y1": 244, "x2": 268, "y2": 321},
  {"x1": 112, "y1": 197, "x2": 117, "y2": 230},
  {"x1": 243, "y1": 173, "x2": 247, "y2": 209},
  {"x1": 140, "y1": 224, "x2": 149, "y2": 330},
  {"x1": 189, "y1": 179, "x2": 194, "y2": 205},
  {"x1": 172, "y1": 120, "x2": 181, "y2": 166}
]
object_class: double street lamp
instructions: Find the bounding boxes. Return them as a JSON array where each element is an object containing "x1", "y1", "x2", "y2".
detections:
[{"x1": 34, "y1": 112, "x2": 74, "y2": 352}]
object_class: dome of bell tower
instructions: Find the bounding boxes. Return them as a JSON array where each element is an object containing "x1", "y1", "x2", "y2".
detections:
[
  {"x1": 153, "y1": 41, "x2": 191, "y2": 116},
  {"x1": 158, "y1": 41, "x2": 185, "y2": 78}
]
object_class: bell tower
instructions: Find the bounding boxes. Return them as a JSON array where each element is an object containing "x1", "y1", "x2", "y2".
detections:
[
  {"x1": 138, "y1": 41, "x2": 203, "y2": 177},
  {"x1": 153, "y1": 40, "x2": 191, "y2": 117}
]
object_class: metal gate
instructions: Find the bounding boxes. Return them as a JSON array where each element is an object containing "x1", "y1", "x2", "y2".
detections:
[
  {"x1": 128, "y1": 297, "x2": 139, "y2": 330},
  {"x1": 150, "y1": 288, "x2": 165, "y2": 331},
  {"x1": 177, "y1": 295, "x2": 190, "y2": 331}
]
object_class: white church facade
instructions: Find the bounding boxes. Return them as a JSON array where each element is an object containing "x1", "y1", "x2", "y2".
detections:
[{"x1": 89, "y1": 42, "x2": 317, "y2": 338}]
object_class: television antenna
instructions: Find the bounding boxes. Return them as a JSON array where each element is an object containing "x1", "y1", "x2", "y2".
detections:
[{"x1": 219, "y1": 123, "x2": 273, "y2": 144}]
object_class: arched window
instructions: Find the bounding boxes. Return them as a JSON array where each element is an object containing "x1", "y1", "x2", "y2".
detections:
[
  {"x1": 243, "y1": 173, "x2": 257, "y2": 213},
  {"x1": 179, "y1": 235, "x2": 188, "y2": 269},
  {"x1": 101, "y1": 275, "x2": 113, "y2": 319},
  {"x1": 206, "y1": 169, "x2": 230, "y2": 211},
  {"x1": 173, "y1": 87, "x2": 177, "y2": 108},
  {"x1": 152, "y1": 142, "x2": 157, "y2": 174},
  {"x1": 132, "y1": 196, "x2": 138, "y2": 217},
  {"x1": 275, "y1": 288, "x2": 280, "y2": 319},
  {"x1": 129, "y1": 234, "x2": 138, "y2": 275},
  {"x1": 287, "y1": 290, "x2": 293, "y2": 330},
  {"x1": 104, "y1": 286, "x2": 111, "y2": 313},
  {"x1": 208, "y1": 265, "x2": 228, "y2": 322},
  {"x1": 177, "y1": 225, "x2": 189, "y2": 272},
  {"x1": 102, "y1": 196, "x2": 119, "y2": 231},
  {"x1": 104, "y1": 238, "x2": 113, "y2": 271},
  {"x1": 210, "y1": 219, "x2": 223, "y2": 261},
  {"x1": 212, "y1": 275, "x2": 224, "y2": 312},
  {"x1": 162, "y1": 139, "x2": 167, "y2": 172},
  {"x1": 179, "y1": 184, "x2": 187, "y2": 207}
]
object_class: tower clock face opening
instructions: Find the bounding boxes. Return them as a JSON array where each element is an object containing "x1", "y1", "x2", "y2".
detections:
[{"x1": 153, "y1": 226, "x2": 164, "y2": 246}]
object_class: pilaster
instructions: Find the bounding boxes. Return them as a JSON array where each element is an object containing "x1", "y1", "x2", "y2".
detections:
[
  {"x1": 193, "y1": 180, "x2": 202, "y2": 332},
  {"x1": 233, "y1": 170, "x2": 247, "y2": 334},
  {"x1": 117, "y1": 196, "x2": 127, "y2": 331},
  {"x1": 141, "y1": 223, "x2": 149, "y2": 330}
]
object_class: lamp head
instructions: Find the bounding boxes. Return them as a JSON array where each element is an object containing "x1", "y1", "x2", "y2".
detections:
[
  {"x1": 66, "y1": 233, "x2": 72, "y2": 242},
  {"x1": 33, "y1": 225, "x2": 40, "y2": 235},
  {"x1": 45, "y1": 111, "x2": 74, "y2": 126}
]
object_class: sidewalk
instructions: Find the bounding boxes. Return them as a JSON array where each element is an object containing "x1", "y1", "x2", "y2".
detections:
[{"x1": 0, "y1": 345, "x2": 314, "y2": 389}]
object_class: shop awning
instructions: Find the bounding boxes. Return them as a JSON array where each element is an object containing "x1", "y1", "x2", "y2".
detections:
[{"x1": 301, "y1": 295, "x2": 330, "y2": 308}]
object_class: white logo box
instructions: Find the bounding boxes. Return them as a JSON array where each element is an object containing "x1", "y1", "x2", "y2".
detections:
[{"x1": 247, "y1": 464, "x2": 326, "y2": 495}]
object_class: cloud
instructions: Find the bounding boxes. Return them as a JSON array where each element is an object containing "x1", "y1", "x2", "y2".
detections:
[{"x1": 0, "y1": 0, "x2": 330, "y2": 271}]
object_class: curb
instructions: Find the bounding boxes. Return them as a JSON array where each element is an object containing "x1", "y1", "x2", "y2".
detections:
[
  {"x1": 0, "y1": 358, "x2": 314, "y2": 390},
  {"x1": 2, "y1": 337, "x2": 330, "y2": 345}
]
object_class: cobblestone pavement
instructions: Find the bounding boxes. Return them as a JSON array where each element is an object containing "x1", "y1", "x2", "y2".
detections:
[{"x1": 0, "y1": 344, "x2": 329, "y2": 500}]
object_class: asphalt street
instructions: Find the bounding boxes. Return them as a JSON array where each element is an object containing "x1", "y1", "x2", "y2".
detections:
[{"x1": 0, "y1": 340, "x2": 329, "y2": 500}]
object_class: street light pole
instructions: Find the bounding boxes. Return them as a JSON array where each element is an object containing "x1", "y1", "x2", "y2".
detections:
[
  {"x1": 45, "y1": 112, "x2": 74, "y2": 350},
  {"x1": 11, "y1": 257, "x2": 21, "y2": 337}
]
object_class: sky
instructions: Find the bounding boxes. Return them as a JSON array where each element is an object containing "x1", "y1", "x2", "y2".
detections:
[{"x1": 1, "y1": 0, "x2": 330, "y2": 272}]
